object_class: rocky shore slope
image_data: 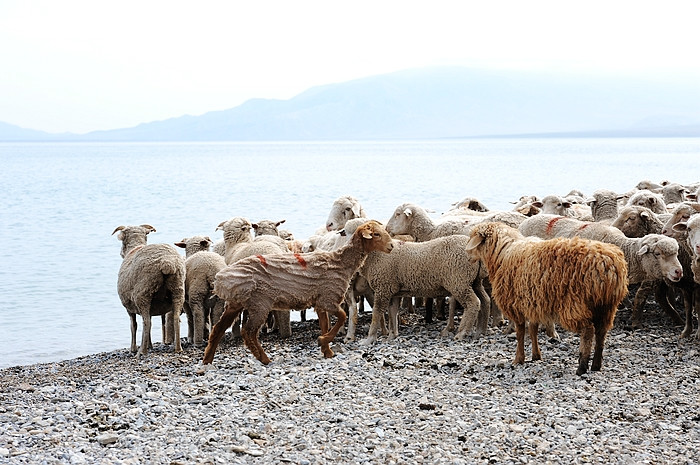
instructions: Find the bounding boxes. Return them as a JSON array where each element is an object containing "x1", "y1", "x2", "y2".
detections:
[{"x1": 2, "y1": 305, "x2": 700, "y2": 464}]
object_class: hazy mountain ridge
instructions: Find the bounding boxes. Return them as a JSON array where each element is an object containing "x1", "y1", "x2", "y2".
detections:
[{"x1": 3, "y1": 67, "x2": 700, "y2": 141}]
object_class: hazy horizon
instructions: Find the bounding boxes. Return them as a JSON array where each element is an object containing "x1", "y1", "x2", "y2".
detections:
[{"x1": 2, "y1": 1, "x2": 700, "y2": 134}]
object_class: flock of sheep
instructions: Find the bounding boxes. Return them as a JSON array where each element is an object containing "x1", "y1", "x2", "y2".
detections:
[{"x1": 112, "y1": 179, "x2": 700, "y2": 376}]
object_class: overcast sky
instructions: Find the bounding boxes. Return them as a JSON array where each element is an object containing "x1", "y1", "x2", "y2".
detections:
[{"x1": 1, "y1": 0, "x2": 699, "y2": 134}]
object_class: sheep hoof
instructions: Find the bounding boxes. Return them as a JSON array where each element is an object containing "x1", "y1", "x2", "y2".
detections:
[
  {"x1": 196, "y1": 362, "x2": 215, "y2": 375},
  {"x1": 343, "y1": 335, "x2": 355, "y2": 343},
  {"x1": 440, "y1": 328, "x2": 454, "y2": 337},
  {"x1": 358, "y1": 336, "x2": 377, "y2": 346}
]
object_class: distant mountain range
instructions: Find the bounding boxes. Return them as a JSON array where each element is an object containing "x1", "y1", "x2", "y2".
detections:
[{"x1": 3, "y1": 66, "x2": 700, "y2": 141}]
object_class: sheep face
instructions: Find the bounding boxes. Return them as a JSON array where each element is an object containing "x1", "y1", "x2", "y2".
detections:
[
  {"x1": 611, "y1": 206, "x2": 661, "y2": 238},
  {"x1": 112, "y1": 224, "x2": 156, "y2": 259},
  {"x1": 452, "y1": 197, "x2": 489, "y2": 212},
  {"x1": 627, "y1": 191, "x2": 666, "y2": 214},
  {"x1": 534, "y1": 195, "x2": 572, "y2": 216},
  {"x1": 673, "y1": 215, "x2": 700, "y2": 257},
  {"x1": 253, "y1": 219, "x2": 286, "y2": 237},
  {"x1": 638, "y1": 235, "x2": 683, "y2": 282},
  {"x1": 385, "y1": 204, "x2": 414, "y2": 237},
  {"x1": 326, "y1": 196, "x2": 364, "y2": 231},
  {"x1": 661, "y1": 203, "x2": 700, "y2": 239},
  {"x1": 465, "y1": 221, "x2": 520, "y2": 266},
  {"x1": 174, "y1": 236, "x2": 212, "y2": 258},
  {"x1": 355, "y1": 220, "x2": 394, "y2": 254},
  {"x1": 217, "y1": 217, "x2": 252, "y2": 242}
]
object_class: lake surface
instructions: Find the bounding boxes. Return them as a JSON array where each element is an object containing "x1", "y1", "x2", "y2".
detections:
[{"x1": 1, "y1": 138, "x2": 698, "y2": 369}]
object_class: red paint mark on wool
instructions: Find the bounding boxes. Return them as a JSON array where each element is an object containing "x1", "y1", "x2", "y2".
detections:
[
  {"x1": 545, "y1": 217, "x2": 565, "y2": 236},
  {"x1": 256, "y1": 255, "x2": 268, "y2": 267},
  {"x1": 578, "y1": 224, "x2": 589, "y2": 231},
  {"x1": 294, "y1": 253, "x2": 307, "y2": 268}
]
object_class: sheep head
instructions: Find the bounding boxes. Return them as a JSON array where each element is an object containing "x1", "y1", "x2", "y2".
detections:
[
  {"x1": 672, "y1": 215, "x2": 700, "y2": 257},
  {"x1": 637, "y1": 235, "x2": 683, "y2": 283},
  {"x1": 112, "y1": 224, "x2": 156, "y2": 259},
  {"x1": 326, "y1": 195, "x2": 365, "y2": 231},
  {"x1": 354, "y1": 220, "x2": 393, "y2": 254},
  {"x1": 385, "y1": 203, "x2": 415, "y2": 237},
  {"x1": 465, "y1": 221, "x2": 520, "y2": 264},
  {"x1": 174, "y1": 235, "x2": 213, "y2": 258}
]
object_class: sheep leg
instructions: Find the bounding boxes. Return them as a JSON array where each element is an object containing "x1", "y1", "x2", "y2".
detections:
[
  {"x1": 139, "y1": 312, "x2": 152, "y2": 357},
  {"x1": 189, "y1": 299, "x2": 206, "y2": 347},
  {"x1": 129, "y1": 313, "x2": 138, "y2": 354},
  {"x1": 202, "y1": 301, "x2": 243, "y2": 365},
  {"x1": 680, "y1": 286, "x2": 696, "y2": 338},
  {"x1": 473, "y1": 279, "x2": 492, "y2": 336},
  {"x1": 513, "y1": 321, "x2": 526, "y2": 365},
  {"x1": 387, "y1": 297, "x2": 401, "y2": 340},
  {"x1": 183, "y1": 301, "x2": 195, "y2": 345},
  {"x1": 440, "y1": 298, "x2": 457, "y2": 336},
  {"x1": 343, "y1": 287, "x2": 359, "y2": 343},
  {"x1": 529, "y1": 322, "x2": 541, "y2": 361},
  {"x1": 360, "y1": 295, "x2": 390, "y2": 346},
  {"x1": 454, "y1": 288, "x2": 484, "y2": 340},
  {"x1": 318, "y1": 306, "x2": 347, "y2": 358},
  {"x1": 654, "y1": 281, "x2": 684, "y2": 326},
  {"x1": 424, "y1": 298, "x2": 433, "y2": 323},
  {"x1": 629, "y1": 281, "x2": 654, "y2": 329},
  {"x1": 239, "y1": 302, "x2": 272, "y2": 364},
  {"x1": 275, "y1": 310, "x2": 292, "y2": 338},
  {"x1": 576, "y1": 323, "x2": 595, "y2": 376},
  {"x1": 591, "y1": 319, "x2": 610, "y2": 372}
]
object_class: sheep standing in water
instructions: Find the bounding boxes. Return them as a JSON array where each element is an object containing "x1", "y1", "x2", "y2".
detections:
[
  {"x1": 200, "y1": 220, "x2": 394, "y2": 368},
  {"x1": 466, "y1": 222, "x2": 628, "y2": 376}
]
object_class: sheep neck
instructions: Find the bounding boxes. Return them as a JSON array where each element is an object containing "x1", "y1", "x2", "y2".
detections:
[{"x1": 412, "y1": 209, "x2": 439, "y2": 242}]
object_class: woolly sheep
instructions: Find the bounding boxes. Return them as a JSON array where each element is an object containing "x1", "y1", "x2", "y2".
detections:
[
  {"x1": 200, "y1": 220, "x2": 394, "y2": 368},
  {"x1": 611, "y1": 206, "x2": 665, "y2": 238},
  {"x1": 626, "y1": 190, "x2": 667, "y2": 214},
  {"x1": 358, "y1": 235, "x2": 490, "y2": 344},
  {"x1": 466, "y1": 222, "x2": 628, "y2": 375},
  {"x1": 518, "y1": 214, "x2": 683, "y2": 285},
  {"x1": 385, "y1": 203, "x2": 473, "y2": 242},
  {"x1": 660, "y1": 183, "x2": 688, "y2": 205},
  {"x1": 253, "y1": 219, "x2": 286, "y2": 237},
  {"x1": 325, "y1": 195, "x2": 366, "y2": 231},
  {"x1": 586, "y1": 189, "x2": 620, "y2": 222},
  {"x1": 174, "y1": 236, "x2": 227, "y2": 347},
  {"x1": 665, "y1": 210, "x2": 700, "y2": 338},
  {"x1": 112, "y1": 225, "x2": 185, "y2": 356},
  {"x1": 534, "y1": 194, "x2": 593, "y2": 221}
]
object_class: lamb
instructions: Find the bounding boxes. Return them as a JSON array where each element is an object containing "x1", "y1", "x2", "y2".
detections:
[
  {"x1": 466, "y1": 222, "x2": 628, "y2": 375},
  {"x1": 112, "y1": 225, "x2": 185, "y2": 356},
  {"x1": 174, "y1": 236, "x2": 227, "y2": 347},
  {"x1": 200, "y1": 220, "x2": 394, "y2": 368},
  {"x1": 324, "y1": 195, "x2": 366, "y2": 231},
  {"x1": 357, "y1": 234, "x2": 490, "y2": 344}
]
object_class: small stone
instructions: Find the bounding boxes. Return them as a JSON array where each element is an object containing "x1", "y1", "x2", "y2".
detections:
[{"x1": 97, "y1": 433, "x2": 119, "y2": 445}]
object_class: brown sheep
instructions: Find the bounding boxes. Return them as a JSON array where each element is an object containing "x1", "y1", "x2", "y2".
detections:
[
  {"x1": 200, "y1": 220, "x2": 394, "y2": 368},
  {"x1": 466, "y1": 222, "x2": 629, "y2": 376}
]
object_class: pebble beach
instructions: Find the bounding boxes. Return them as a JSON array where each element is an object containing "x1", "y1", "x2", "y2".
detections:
[{"x1": 2, "y1": 304, "x2": 700, "y2": 465}]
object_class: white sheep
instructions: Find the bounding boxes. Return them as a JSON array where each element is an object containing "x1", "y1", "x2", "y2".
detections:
[
  {"x1": 358, "y1": 235, "x2": 490, "y2": 345},
  {"x1": 610, "y1": 205, "x2": 665, "y2": 237},
  {"x1": 112, "y1": 225, "x2": 185, "y2": 356},
  {"x1": 200, "y1": 220, "x2": 394, "y2": 367},
  {"x1": 626, "y1": 190, "x2": 667, "y2": 214},
  {"x1": 253, "y1": 219, "x2": 286, "y2": 237},
  {"x1": 534, "y1": 194, "x2": 593, "y2": 221},
  {"x1": 466, "y1": 221, "x2": 628, "y2": 375},
  {"x1": 174, "y1": 236, "x2": 227, "y2": 347},
  {"x1": 586, "y1": 189, "x2": 620, "y2": 222},
  {"x1": 324, "y1": 195, "x2": 367, "y2": 231}
]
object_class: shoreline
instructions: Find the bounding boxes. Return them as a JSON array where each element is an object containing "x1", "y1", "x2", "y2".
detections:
[{"x1": 2, "y1": 308, "x2": 700, "y2": 464}]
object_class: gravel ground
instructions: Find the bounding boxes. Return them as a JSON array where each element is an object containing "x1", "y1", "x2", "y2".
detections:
[{"x1": 2, "y1": 303, "x2": 700, "y2": 465}]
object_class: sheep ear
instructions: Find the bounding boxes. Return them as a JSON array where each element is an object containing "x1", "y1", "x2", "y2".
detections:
[
  {"x1": 339, "y1": 229, "x2": 347, "y2": 237},
  {"x1": 640, "y1": 211, "x2": 650, "y2": 221},
  {"x1": 351, "y1": 204, "x2": 362, "y2": 217},
  {"x1": 562, "y1": 201, "x2": 572, "y2": 208},
  {"x1": 672, "y1": 223, "x2": 689, "y2": 233},
  {"x1": 216, "y1": 221, "x2": 226, "y2": 231},
  {"x1": 403, "y1": 207, "x2": 413, "y2": 217},
  {"x1": 252, "y1": 223, "x2": 259, "y2": 230},
  {"x1": 141, "y1": 224, "x2": 156, "y2": 233},
  {"x1": 361, "y1": 226, "x2": 373, "y2": 239},
  {"x1": 200, "y1": 240, "x2": 210, "y2": 248},
  {"x1": 465, "y1": 234, "x2": 484, "y2": 251},
  {"x1": 637, "y1": 244, "x2": 650, "y2": 255},
  {"x1": 112, "y1": 226, "x2": 125, "y2": 235},
  {"x1": 174, "y1": 242, "x2": 186, "y2": 249},
  {"x1": 532, "y1": 201, "x2": 543, "y2": 208},
  {"x1": 276, "y1": 219, "x2": 286, "y2": 226}
]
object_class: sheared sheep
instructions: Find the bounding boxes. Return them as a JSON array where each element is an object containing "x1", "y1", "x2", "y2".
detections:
[
  {"x1": 200, "y1": 220, "x2": 393, "y2": 368},
  {"x1": 466, "y1": 222, "x2": 628, "y2": 375},
  {"x1": 174, "y1": 236, "x2": 227, "y2": 347},
  {"x1": 113, "y1": 225, "x2": 185, "y2": 356}
]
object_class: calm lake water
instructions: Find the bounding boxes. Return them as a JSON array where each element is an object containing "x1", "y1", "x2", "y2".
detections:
[{"x1": 1, "y1": 138, "x2": 698, "y2": 369}]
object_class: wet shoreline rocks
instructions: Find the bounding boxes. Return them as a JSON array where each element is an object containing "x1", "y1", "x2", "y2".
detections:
[{"x1": 1, "y1": 307, "x2": 700, "y2": 464}]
